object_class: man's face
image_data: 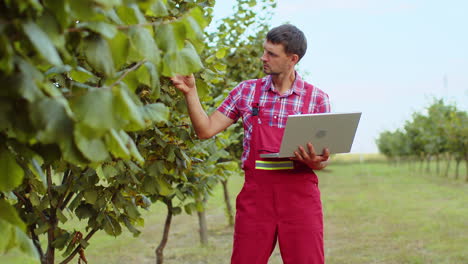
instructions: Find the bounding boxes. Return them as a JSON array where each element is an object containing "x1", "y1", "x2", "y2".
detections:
[{"x1": 261, "y1": 41, "x2": 296, "y2": 75}]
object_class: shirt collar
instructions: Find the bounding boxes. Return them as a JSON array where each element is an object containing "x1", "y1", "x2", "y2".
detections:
[{"x1": 263, "y1": 71, "x2": 306, "y2": 96}]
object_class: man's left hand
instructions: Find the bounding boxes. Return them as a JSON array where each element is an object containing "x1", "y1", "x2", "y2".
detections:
[{"x1": 291, "y1": 143, "x2": 330, "y2": 170}]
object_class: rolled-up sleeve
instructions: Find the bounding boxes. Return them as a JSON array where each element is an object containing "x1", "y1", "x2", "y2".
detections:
[
  {"x1": 312, "y1": 87, "x2": 331, "y2": 114},
  {"x1": 217, "y1": 82, "x2": 244, "y2": 122}
]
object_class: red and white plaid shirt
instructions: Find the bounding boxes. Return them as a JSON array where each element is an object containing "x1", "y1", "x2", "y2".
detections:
[{"x1": 217, "y1": 72, "x2": 331, "y2": 166}]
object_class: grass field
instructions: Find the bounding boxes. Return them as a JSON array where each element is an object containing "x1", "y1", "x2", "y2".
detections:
[{"x1": 3, "y1": 154, "x2": 468, "y2": 264}]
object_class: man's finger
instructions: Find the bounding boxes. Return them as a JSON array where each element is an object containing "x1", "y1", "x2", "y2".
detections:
[
  {"x1": 306, "y1": 143, "x2": 317, "y2": 157},
  {"x1": 293, "y1": 151, "x2": 303, "y2": 161},
  {"x1": 298, "y1": 145, "x2": 309, "y2": 159},
  {"x1": 322, "y1": 148, "x2": 330, "y2": 161}
]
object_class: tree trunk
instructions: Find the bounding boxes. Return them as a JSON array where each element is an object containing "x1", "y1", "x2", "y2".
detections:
[
  {"x1": 197, "y1": 209, "x2": 208, "y2": 246},
  {"x1": 156, "y1": 200, "x2": 173, "y2": 264},
  {"x1": 426, "y1": 155, "x2": 431, "y2": 173},
  {"x1": 453, "y1": 159, "x2": 460, "y2": 179},
  {"x1": 444, "y1": 153, "x2": 451, "y2": 178},
  {"x1": 436, "y1": 154, "x2": 440, "y2": 176},
  {"x1": 465, "y1": 158, "x2": 468, "y2": 182},
  {"x1": 221, "y1": 179, "x2": 234, "y2": 226},
  {"x1": 45, "y1": 226, "x2": 56, "y2": 264},
  {"x1": 45, "y1": 166, "x2": 57, "y2": 264}
]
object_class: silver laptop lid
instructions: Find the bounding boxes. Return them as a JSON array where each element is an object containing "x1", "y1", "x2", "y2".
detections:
[{"x1": 261, "y1": 112, "x2": 361, "y2": 158}]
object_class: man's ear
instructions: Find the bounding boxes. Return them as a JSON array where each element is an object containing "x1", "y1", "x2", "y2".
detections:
[{"x1": 290, "y1": 54, "x2": 300, "y2": 65}]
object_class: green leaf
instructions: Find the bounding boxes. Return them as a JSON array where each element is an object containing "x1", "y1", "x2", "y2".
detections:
[
  {"x1": 143, "y1": 61, "x2": 160, "y2": 91},
  {"x1": 128, "y1": 27, "x2": 160, "y2": 66},
  {"x1": 69, "y1": 66, "x2": 95, "y2": 83},
  {"x1": 103, "y1": 215, "x2": 122, "y2": 236},
  {"x1": 141, "y1": 103, "x2": 170, "y2": 125},
  {"x1": 127, "y1": 139, "x2": 144, "y2": 164},
  {"x1": 0, "y1": 200, "x2": 26, "y2": 231},
  {"x1": 0, "y1": 34, "x2": 14, "y2": 74},
  {"x1": 84, "y1": 190, "x2": 98, "y2": 204},
  {"x1": 74, "y1": 124, "x2": 110, "y2": 162},
  {"x1": 22, "y1": 21, "x2": 63, "y2": 66},
  {"x1": 78, "y1": 22, "x2": 118, "y2": 39},
  {"x1": 156, "y1": 177, "x2": 173, "y2": 196},
  {"x1": 162, "y1": 42, "x2": 204, "y2": 76},
  {"x1": 214, "y1": 62, "x2": 227, "y2": 71},
  {"x1": 60, "y1": 137, "x2": 90, "y2": 165},
  {"x1": 102, "y1": 163, "x2": 120, "y2": 179},
  {"x1": 116, "y1": 4, "x2": 145, "y2": 25},
  {"x1": 30, "y1": 98, "x2": 74, "y2": 144},
  {"x1": 109, "y1": 31, "x2": 129, "y2": 70},
  {"x1": 36, "y1": 12, "x2": 65, "y2": 48},
  {"x1": 95, "y1": 0, "x2": 122, "y2": 9},
  {"x1": 124, "y1": 203, "x2": 140, "y2": 219},
  {"x1": 106, "y1": 130, "x2": 142, "y2": 163},
  {"x1": 0, "y1": 147, "x2": 24, "y2": 192},
  {"x1": 71, "y1": 88, "x2": 115, "y2": 135},
  {"x1": 34, "y1": 222, "x2": 49, "y2": 236},
  {"x1": 154, "y1": 23, "x2": 185, "y2": 52},
  {"x1": 195, "y1": 78, "x2": 210, "y2": 99},
  {"x1": 43, "y1": 0, "x2": 69, "y2": 29},
  {"x1": 105, "y1": 129, "x2": 131, "y2": 159},
  {"x1": 69, "y1": 0, "x2": 98, "y2": 21},
  {"x1": 82, "y1": 34, "x2": 115, "y2": 77},
  {"x1": 146, "y1": 0, "x2": 169, "y2": 17},
  {"x1": 39, "y1": 82, "x2": 63, "y2": 98},
  {"x1": 0, "y1": 219, "x2": 13, "y2": 252},
  {"x1": 15, "y1": 227, "x2": 39, "y2": 258},
  {"x1": 45, "y1": 65, "x2": 72, "y2": 77},
  {"x1": 51, "y1": 231, "x2": 70, "y2": 249},
  {"x1": 113, "y1": 85, "x2": 146, "y2": 131},
  {"x1": 122, "y1": 216, "x2": 141, "y2": 237},
  {"x1": 216, "y1": 47, "x2": 228, "y2": 59},
  {"x1": 75, "y1": 204, "x2": 95, "y2": 220},
  {"x1": 30, "y1": 158, "x2": 47, "y2": 188},
  {"x1": 56, "y1": 209, "x2": 68, "y2": 224},
  {"x1": 6, "y1": 59, "x2": 45, "y2": 102}
]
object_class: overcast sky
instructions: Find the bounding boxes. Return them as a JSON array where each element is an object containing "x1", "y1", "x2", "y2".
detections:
[{"x1": 212, "y1": 0, "x2": 468, "y2": 153}]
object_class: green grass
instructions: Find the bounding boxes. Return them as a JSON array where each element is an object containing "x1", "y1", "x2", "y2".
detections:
[{"x1": 3, "y1": 158, "x2": 468, "y2": 264}]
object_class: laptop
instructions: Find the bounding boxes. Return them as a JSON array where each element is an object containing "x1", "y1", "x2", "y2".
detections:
[{"x1": 260, "y1": 112, "x2": 362, "y2": 158}]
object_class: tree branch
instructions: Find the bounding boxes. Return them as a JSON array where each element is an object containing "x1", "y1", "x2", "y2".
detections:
[
  {"x1": 66, "y1": 18, "x2": 177, "y2": 33},
  {"x1": 59, "y1": 228, "x2": 99, "y2": 264},
  {"x1": 107, "y1": 60, "x2": 146, "y2": 90},
  {"x1": 57, "y1": 169, "x2": 73, "y2": 210},
  {"x1": 46, "y1": 166, "x2": 54, "y2": 208},
  {"x1": 59, "y1": 192, "x2": 75, "y2": 211},
  {"x1": 13, "y1": 191, "x2": 48, "y2": 223},
  {"x1": 13, "y1": 191, "x2": 45, "y2": 260}
]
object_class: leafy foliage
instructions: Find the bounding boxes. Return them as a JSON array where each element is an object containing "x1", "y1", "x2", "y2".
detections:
[
  {"x1": 0, "y1": 0, "x2": 279, "y2": 262},
  {"x1": 0, "y1": 0, "x2": 222, "y2": 263},
  {"x1": 376, "y1": 99, "x2": 467, "y2": 177}
]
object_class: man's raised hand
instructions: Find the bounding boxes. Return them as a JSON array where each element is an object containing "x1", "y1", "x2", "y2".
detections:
[{"x1": 170, "y1": 74, "x2": 196, "y2": 95}]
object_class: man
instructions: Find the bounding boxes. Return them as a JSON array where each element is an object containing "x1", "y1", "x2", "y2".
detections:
[{"x1": 171, "y1": 24, "x2": 330, "y2": 264}]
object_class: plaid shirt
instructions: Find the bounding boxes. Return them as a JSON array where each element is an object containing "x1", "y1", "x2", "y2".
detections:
[{"x1": 217, "y1": 73, "x2": 331, "y2": 166}]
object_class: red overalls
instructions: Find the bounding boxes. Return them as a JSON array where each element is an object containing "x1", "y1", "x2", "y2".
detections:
[{"x1": 231, "y1": 79, "x2": 324, "y2": 264}]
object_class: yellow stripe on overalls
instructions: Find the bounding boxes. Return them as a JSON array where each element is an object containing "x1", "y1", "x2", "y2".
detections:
[{"x1": 255, "y1": 160, "x2": 294, "y2": 170}]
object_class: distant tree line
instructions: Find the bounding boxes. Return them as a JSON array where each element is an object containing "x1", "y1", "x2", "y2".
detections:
[{"x1": 376, "y1": 99, "x2": 467, "y2": 181}]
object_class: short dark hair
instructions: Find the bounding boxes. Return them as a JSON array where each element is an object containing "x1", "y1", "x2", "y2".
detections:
[{"x1": 266, "y1": 24, "x2": 307, "y2": 61}]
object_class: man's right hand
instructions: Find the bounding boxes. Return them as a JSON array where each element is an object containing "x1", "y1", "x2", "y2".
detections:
[{"x1": 170, "y1": 74, "x2": 196, "y2": 95}]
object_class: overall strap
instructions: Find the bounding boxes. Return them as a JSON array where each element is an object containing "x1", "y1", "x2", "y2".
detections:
[
  {"x1": 252, "y1": 78, "x2": 264, "y2": 116},
  {"x1": 301, "y1": 83, "x2": 314, "y2": 114}
]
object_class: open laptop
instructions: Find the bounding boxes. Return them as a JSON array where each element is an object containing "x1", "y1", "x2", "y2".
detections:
[{"x1": 260, "y1": 112, "x2": 362, "y2": 158}]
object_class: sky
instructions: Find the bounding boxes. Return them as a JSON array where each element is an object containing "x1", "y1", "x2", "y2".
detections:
[{"x1": 212, "y1": 0, "x2": 468, "y2": 153}]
